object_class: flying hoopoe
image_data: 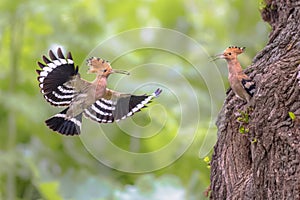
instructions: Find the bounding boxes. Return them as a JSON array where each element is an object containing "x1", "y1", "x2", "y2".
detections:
[
  {"x1": 212, "y1": 46, "x2": 255, "y2": 103},
  {"x1": 36, "y1": 48, "x2": 162, "y2": 136}
]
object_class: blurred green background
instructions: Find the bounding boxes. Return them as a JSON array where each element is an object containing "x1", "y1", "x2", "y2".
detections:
[{"x1": 0, "y1": 0, "x2": 268, "y2": 199}]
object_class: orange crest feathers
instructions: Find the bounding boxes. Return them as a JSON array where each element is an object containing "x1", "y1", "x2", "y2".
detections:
[
  {"x1": 86, "y1": 57, "x2": 112, "y2": 74},
  {"x1": 224, "y1": 46, "x2": 245, "y2": 55}
]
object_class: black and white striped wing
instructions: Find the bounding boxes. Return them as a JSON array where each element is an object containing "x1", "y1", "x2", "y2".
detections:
[
  {"x1": 36, "y1": 48, "x2": 79, "y2": 107},
  {"x1": 241, "y1": 78, "x2": 256, "y2": 97},
  {"x1": 84, "y1": 88, "x2": 162, "y2": 123}
]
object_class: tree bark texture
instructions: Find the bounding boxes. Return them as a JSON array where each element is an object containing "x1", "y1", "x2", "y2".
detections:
[{"x1": 210, "y1": 1, "x2": 300, "y2": 199}]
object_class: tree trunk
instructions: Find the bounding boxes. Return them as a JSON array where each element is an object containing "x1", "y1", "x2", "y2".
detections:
[{"x1": 210, "y1": 1, "x2": 300, "y2": 199}]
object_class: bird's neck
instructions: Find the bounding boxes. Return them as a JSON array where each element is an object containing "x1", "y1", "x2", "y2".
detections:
[
  {"x1": 226, "y1": 59, "x2": 243, "y2": 75},
  {"x1": 91, "y1": 75, "x2": 107, "y2": 99},
  {"x1": 94, "y1": 74, "x2": 107, "y2": 87}
]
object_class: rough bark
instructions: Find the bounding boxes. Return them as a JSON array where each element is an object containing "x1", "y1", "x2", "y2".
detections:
[{"x1": 210, "y1": 0, "x2": 300, "y2": 199}]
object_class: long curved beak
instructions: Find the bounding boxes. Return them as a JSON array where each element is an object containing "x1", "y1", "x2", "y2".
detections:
[
  {"x1": 209, "y1": 54, "x2": 224, "y2": 62},
  {"x1": 111, "y1": 69, "x2": 130, "y2": 75}
]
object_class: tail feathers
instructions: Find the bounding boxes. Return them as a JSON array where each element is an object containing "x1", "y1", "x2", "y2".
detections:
[{"x1": 45, "y1": 108, "x2": 82, "y2": 135}]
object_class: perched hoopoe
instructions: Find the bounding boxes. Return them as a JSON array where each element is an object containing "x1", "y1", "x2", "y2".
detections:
[
  {"x1": 36, "y1": 48, "x2": 162, "y2": 136},
  {"x1": 213, "y1": 46, "x2": 255, "y2": 103}
]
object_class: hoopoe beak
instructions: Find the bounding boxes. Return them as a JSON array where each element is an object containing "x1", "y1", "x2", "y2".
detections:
[
  {"x1": 210, "y1": 54, "x2": 224, "y2": 62},
  {"x1": 111, "y1": 69, "x2": 130, "y2": 75}
]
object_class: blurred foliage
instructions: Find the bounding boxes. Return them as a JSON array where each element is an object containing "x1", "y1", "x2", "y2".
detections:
[{"x1": 0, "y1": 0, "x2": 268, "y2": 199}]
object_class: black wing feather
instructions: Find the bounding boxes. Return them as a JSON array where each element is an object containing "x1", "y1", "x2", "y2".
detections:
[
  {"x1": 36, "y1": 48, "x2": 79, "y2": 107},
  {"x1": 57, "y1": 48, "x2": 65, "y2": 59},
  {"x1": 241, "y1": 78, "x2": 256, "y2": 97},
  {"x1": 84, "y1": 88, "x2": 162, "y2": 123}
]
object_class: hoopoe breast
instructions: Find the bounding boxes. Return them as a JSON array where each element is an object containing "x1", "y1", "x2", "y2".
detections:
[{"x1": 229, "y1": 75, "x2": 252, "y2": 102}]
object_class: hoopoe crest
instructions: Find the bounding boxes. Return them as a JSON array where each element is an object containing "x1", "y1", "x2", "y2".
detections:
[
  {"x1": 36, "y1": 48, "x2": 162, "y2": 136},
  {"x1": 86, "y1": 57, "x2": 129, "y2": 76},
  {"x1": 213, "y1": 46, "x2": 255, "y2": 103}
]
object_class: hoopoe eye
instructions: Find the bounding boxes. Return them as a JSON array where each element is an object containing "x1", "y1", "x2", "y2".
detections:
[
  {"x1": 228, "y1": 53, "x2": 232, "y2": 55},
  {"x1": 103, "y1": 69, "x2": 107, "y2": 72}
]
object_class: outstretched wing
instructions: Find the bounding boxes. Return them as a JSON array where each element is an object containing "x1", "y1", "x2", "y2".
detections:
[
  {"x1": 36, "y1": 48, "x2": 79, "y2": 107},
  {"x1": 83, "y1": 88, "x2": 162, "y2": 123},
  {"x1": 241, "y1": 78, "x2": 255, "y2": 97}
]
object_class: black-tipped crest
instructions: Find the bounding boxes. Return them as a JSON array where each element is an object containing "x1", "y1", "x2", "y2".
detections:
[
  {"x1": 86, "y1": 57, "x2": 111, "y2": 74},
  {"x1": 86, "y1": 57, "x2": 129, "y2": 75},
  {"x1": 211, "y1": 46, "x2": 246, "y2": 61},
  {"x1": 226, "y1": 46, "x2": 245, "y2": 54},
  {"x1": 228, "y1": 46, "x2": 245, "y2": 50}
]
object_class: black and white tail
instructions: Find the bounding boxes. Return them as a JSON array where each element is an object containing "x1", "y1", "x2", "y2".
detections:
[
  {"x1": 84, "y1": 88, "x2": 162, "y2": 123},
  {"x1": 241, "y1": 78, "x2": 256, "y2": 97},
  {"x1": 36, "y1": 48, "x2": 78, "y2": 107},
  {"x1": 45, "y1": 108, "x2": 82, "y2": 135}
]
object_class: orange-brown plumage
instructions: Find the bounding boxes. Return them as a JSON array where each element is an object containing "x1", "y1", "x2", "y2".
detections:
[
  {"x1": 36, "y1": 48, "x2": 162, "y2": 135},
  {"x1": 213, "y1": 46, "x2": 255, "y2": 103}
]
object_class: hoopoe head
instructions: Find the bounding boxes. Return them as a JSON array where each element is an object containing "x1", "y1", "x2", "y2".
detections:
[
  {"x1": 212, "y1": 46, "x2": 245, "y2": 61},
  {"x1": 87, "y1": 57, "x2": 129, "y2": 77},
  {"x1": 221, "y1": 46, "x2": 245, "y2": 60}
]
